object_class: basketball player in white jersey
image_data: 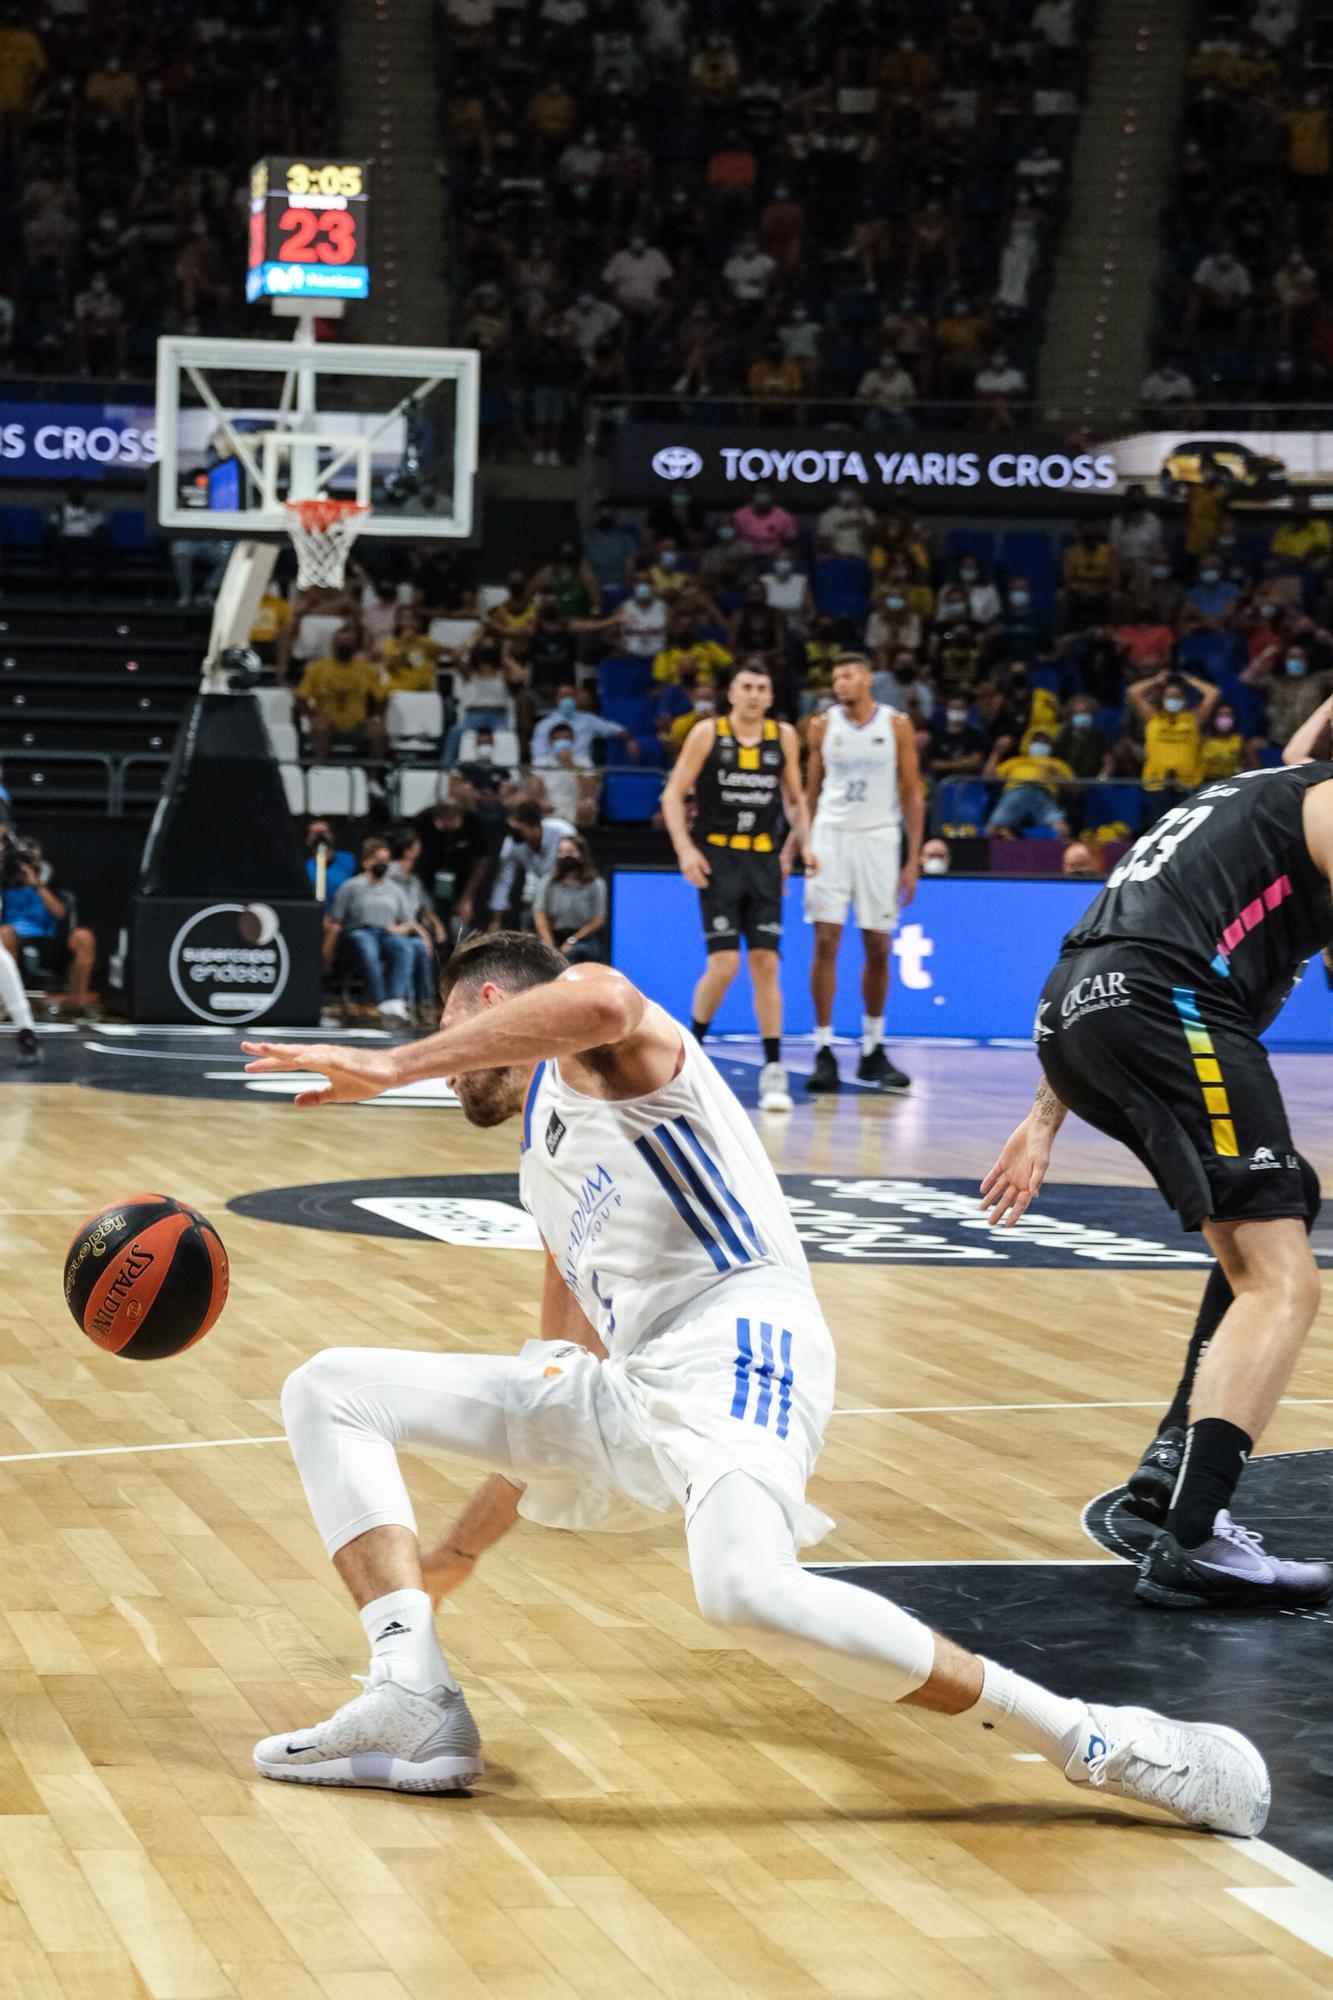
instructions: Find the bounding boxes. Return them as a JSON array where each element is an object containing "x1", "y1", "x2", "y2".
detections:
[
  {"x1": 800, "y1": 654, "x2": 924, "y2": 1094},
  {"x1": 239, "y1": 935, "x2": 1269, "y2": 1837}
]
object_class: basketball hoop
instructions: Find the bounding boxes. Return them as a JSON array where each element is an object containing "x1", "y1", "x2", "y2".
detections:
[{"x1": 284, "y1": 497, "x2": 370, "y2": 590}]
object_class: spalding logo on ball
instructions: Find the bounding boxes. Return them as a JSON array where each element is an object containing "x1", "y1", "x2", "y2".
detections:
[{"x1": 63, "y1": 1196, "x2": 229, "y2": 1359}]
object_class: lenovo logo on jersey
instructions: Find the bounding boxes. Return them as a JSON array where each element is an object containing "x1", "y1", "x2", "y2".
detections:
[{"x1": 1061, "y1": 971, "x2": 1130, "y2": 1024}]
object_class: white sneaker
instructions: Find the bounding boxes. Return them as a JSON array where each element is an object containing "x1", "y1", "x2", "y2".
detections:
[
  {"x1": 758, "y1": 1061, "x2": 793, "y2": 1112},
  {"x1": 378, "y1": 997, "x2": 410, "y2": 1022},
  {"x1": 253, "y1": 1677, "x2": 483, "y2": 1793},
  {"x1": 1064, "y1": 1702, "x2": 1269, "y2": 1836}
]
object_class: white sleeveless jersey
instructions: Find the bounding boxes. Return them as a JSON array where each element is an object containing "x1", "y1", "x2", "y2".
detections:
[
  {"x1": 518, "y1": 1020, "x2": 814, "y2": 1357},
  {"x1": 814, "y1": 702, "x2": 901, "y2": 833}
]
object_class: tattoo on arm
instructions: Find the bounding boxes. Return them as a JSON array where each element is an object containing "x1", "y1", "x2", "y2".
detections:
[{"x1": 1034, "y1": 1077, "x2": 1065, "y2": 1125}]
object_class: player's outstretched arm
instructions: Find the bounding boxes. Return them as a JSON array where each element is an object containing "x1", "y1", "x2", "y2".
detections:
[
  {"x1": 244, "y1": 965, "x2": 673, "y2": 1104},
  {"x1": 979, "y1": 1077, "x2": 1068, "y2": 1227}
]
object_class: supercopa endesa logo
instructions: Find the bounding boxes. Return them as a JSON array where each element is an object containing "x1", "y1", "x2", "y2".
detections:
[
  {"x1": 651, "y1": 445, "x2": 703, "y2": 479},
  {"x1": 167, "y1": 902, "x2": 291, "y2": 1024}
]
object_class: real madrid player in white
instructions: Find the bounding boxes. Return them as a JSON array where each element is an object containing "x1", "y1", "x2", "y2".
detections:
[
  {"x1": 799, "y1": 654, "x2": 924, "y2": 1094},
  {"x1": 241, "y1": 936, "x2": 1269, "y2": 1837}
]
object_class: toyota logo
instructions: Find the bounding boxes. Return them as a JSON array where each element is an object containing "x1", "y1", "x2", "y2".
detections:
[{"x1": 652, "y1": 445, "x2": 703, "y2": 480}]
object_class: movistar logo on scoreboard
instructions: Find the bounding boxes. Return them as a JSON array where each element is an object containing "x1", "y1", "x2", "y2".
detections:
[{"x1": 246, "y1": 263, "x2": 370, "y2": 303}]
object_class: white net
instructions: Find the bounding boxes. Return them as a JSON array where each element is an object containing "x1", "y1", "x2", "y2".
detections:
[{"x1": 284, "y1": 499, "x2": 370, "y2": 589}]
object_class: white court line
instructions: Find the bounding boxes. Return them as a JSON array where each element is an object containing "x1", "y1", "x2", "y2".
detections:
[
  {"x1": 0, "y1": 1434, "x2": 284, "y2": 1466},
  {"x1": 1230, "y1": 1841, "x2": 1333, "y2": 1963},
  {"x1": 833, "y1": 1398, "x2": 1333, "y2": 1417}
]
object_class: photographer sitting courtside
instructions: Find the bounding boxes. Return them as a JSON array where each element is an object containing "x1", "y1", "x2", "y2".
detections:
[{"x1": 1, "y1": 833, "x2": 96, "y2": 1023}]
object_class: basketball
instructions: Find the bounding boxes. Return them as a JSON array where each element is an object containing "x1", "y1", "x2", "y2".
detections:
[{"x1": 62, "y1": 1196, "x2": 229, "y2": 1360}]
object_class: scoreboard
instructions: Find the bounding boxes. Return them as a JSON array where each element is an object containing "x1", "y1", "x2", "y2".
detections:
[{"x1": 246, "y1": 157, "x2": 370, "y2": 304}]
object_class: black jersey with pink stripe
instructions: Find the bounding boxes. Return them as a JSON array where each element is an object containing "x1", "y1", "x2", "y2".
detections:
[{"x1": 1061, "y1": 763, "x2": 1333, "y2": 1031}]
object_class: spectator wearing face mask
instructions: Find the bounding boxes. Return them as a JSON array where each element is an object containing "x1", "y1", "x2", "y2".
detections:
[
  {"x1": 530, "y1": 539, "x2": 603, "y2": 617},
  {"x1": 866, "y1": 586, "x2": 923, "y2": 662},
  {"x1": 920, "y1": 837, "x2": 951, "y2": 875},
  {"x1": 1060, "y1": 522, "x2": 1117, "y2": 629},
  {"x1": 578, "y1": 576, "x2": 670, "y2": 657},
  {"x1": 1127, "y1": 670, "x2": 1220, "y2": 797},
  {"x1": 440, "y1": 637, "x2": 525, "y2": 766},
  {"x1": 1182, "y1": 557, "x2": 1241, "y2": 632},
  {"x1": 983, "y1": 729, "x2": 1073, "y2": 838},
  {"x1": 487, "y1": 799, "x2": 577, "y2": 928},
  {"x1": 525, "y1": 596, "x2": 580, "y2": 696},
  {"x1": 816, "y1": 486, "x2": 876, "y2": 559},
  {"x1": 304, "y1": 818, "x2": 357, "y2": 906},
  {"x1": 856, "y1": 349, "x2": 916, "y2": 429},
  {"x1": 954, "y1": 557, "x2": 1002, "y2": 631},
  {"x1": 387, "y1": 826, "x2": 449, "y2": 1026},
  {"x1": 1242, "y1": 630, "x2": 1333, "y2": 744},
  {"x1": 533, "y1": 718, "x2": 599, "y2": 827},
  {"x1": 642, "y1": 542, "x2": 692, "y2": 599},
  {"x1": 1108, "y1": 484, "x2": 1166, "y2": 582},
  {"x1": 1199, "y1": 702, "x2": 1249, "y2": 781},
  {"x1": 1270, "y1": 492, "x2": 1333, "y2": 572},
  {"x1": 663, "y1": 679, "x2": 716, "y2": 756},
  {"x1": 929, "y1": 698, "x2": 985, "y2": 780},
  {"x1": 993, "y1": 576, "x2": 1053, "y2": 664},
  {"x1": 483, "y1": 569, "x2": 539, "y2": 644},
  {"x1": 378, "y1": 606, "x2": 443, "y2": 692},
  {"x1": 296, "y1": 625, "x2": 389, "y2": 765},
  {"x1": 531, "y1": 684, "x2": 638, "y2": 763},
  {"x1": 326, "y1": 837, "x2": 420, "y2": 1023},
  {"x1": 533, "y1": 834, "x2": 608, "y2": 962},
  {"x1": 731, "y1": 487, "x2": 797, "y2": 559},
  {"x1": 760, "y1": 551, "x2": 815, "y2": 634},
  {"x1": 582, "y1": 505, "x2": 639, "y2": 590},
  {"x1": 1053, "y1": 694, "x2": 1113, "y2": 781}
]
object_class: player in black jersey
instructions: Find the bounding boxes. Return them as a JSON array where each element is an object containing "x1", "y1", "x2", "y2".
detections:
[
  {"x1": 981, "y1": 751, "x2": 1333, "y2": 1612},
  {"x1": 661, "y1": 658, "x2": 813, "y2": 1113}
]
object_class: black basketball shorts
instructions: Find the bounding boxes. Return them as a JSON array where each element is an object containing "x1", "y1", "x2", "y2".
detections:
[
  {"x1": 1036, "y1": 946, "x2": 1317, "y2": 1232},
  {"x1": 698, "y1": 848, "x2": 784, "y2": 954}
]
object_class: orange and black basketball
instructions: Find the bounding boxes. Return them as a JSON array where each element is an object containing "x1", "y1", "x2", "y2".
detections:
[{"x1": 63, "y1": 1196, "x2": 229, "y2": 1360}]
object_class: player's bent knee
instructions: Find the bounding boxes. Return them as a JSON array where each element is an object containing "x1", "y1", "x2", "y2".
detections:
[
  {"x1": 281, "y1": 1348, "x2": 377, "y2": 1438},
  {"x1": 692, "y1": 1554, "x2": 787, "y2": 1632}
]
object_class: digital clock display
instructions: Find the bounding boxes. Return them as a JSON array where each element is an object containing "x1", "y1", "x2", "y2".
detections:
[{"x1": 246, "y1": 157, "x2": 370, "y2": 304}]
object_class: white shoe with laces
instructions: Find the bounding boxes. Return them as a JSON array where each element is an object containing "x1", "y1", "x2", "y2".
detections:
[
  {"x1": 1064, "y1": 1702, "x2": 1269, "y2": 1836},
  {"x1": 758, "y1": 1061, "x2": 793, "y2": 1112},
  {"x1": 253, "y1": 1676, "x2": 483, "y2": 1793}
]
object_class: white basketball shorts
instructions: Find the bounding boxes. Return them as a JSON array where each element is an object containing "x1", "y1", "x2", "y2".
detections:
[
  {"x1": 804, "y1": 823, "x2": 901, "y2": 933},
  {"x1": 504, "y1": 1273, "x2": 836, "y2": 1549}
]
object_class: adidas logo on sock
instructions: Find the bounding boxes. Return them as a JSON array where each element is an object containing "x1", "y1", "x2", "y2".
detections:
[{"x1": 375, "y1": 1620, "x2": 411, "y2": 1642}]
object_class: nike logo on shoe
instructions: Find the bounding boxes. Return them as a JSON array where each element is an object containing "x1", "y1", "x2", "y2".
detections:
[
  {"x1": 375, "y1": 1620, "x2": 411, "y2": 1641},
  {"x1": 285, "y1": 1741, "x2": 316, "y2": 1754}
]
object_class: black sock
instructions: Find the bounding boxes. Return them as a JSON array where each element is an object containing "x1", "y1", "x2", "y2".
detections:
[
  {"x1": 1160, "y1": 1262, "x2": 1233, "y2": 1433},
  {"x1": 1166, "y1": 1417, "x2": 1253, "y2": 1548},
  {"x1": 762, "y1": 1037, "x2": 781, "y2": 1064},
  {"x1": 691, "y1": 1018, "x2": 709, "y2": 1043}
]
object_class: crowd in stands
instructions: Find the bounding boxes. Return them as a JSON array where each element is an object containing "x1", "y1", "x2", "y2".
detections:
[
  {"x1": 1144, "y1": 0, "x2": 1333, "y2": 418},
  {"x1": 438, "y1": 0, "x2": 1087, "y2": 457},
  {"x1": 257, "y1": 467, "x2": 1333, "y2": 859},
  {"x1": 3, "y1": 2, "x2": 336, "y2": 376}
]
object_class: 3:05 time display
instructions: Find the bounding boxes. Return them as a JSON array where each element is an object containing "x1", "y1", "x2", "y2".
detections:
[{"x1": 286, "y1": 162, "x2": 364, "y2": 197}]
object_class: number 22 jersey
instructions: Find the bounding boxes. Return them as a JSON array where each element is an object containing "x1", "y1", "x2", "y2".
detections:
[{"x1": 1062, "y1": 763, "x2": 1333, "y2": 1031}]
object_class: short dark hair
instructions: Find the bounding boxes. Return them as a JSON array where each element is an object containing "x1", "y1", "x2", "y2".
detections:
[
  {"x1": 439, "y1": 929, "x2": 565, "y2": 1004},
  {"x1": 727, "y1": 655, "x2": 772, "y2": 691},
  {"x1": 509, "y1": 799, "x2": 544, "y2": 830},
  {"x1": 386, "y1": 824, "x2": 419, "y2": 860},
  {"x1": 832, "y1": 651, "x2": 871, "y2": 672}
]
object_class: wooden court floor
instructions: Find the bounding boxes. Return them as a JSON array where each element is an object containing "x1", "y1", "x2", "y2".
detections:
[{"x1": 0, "y1": 1036, "x2": 1332, "y2": 1998}]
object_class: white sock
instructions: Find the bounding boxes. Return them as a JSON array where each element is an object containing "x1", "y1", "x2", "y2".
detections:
[
  {"x1": 0, "y1": 944, "x2": 34, "y2": 1032},
  {"x1": 974, "y1": 1657, "x2": 1089, "y2": 1767},
  {"x1": 814, "y1": 1023, "x2": 834, "y2": 1049},
  {"x1": 861, "y1": 1015, "x2": 884, "y2": 1056},
  {"x1": 358, "y1": 1588, "x2": 456, "y2": 1694}
]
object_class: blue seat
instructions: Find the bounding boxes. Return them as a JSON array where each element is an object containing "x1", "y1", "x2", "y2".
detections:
[
  {"x1": 943, "y1": 527, "x2": 997, "y2": 566},
  {"x1": 1177, "y1": 630, "x2": 1239, "y2": 679},
  {"x1": 999, "y1": 529, "x2": 1059, "y2": 617},
  {"x1": 812, "y1": 556, "x2": 871, "y2": 624},
  {"x1": 0, "y1": 505, "x2": 44, "y2": 550},
  {"x1": 597, "y1": 656, "x2": 654, "y2": 703},
  {"x1": 935, "y1": 778, "x2": 993, "y2": 831},
  {"x1": 108, "y1": 510, "x2": 156, "y2": 552},
  {"x1": 603, "y1": 772, "x2": 663, "y2": 821},
  {"x1": 602, "y1": 695, "x2": 657, "y2": 739},
  {"x1": 1080, "y1": 783, "x2": 1145, "y2": 835}
]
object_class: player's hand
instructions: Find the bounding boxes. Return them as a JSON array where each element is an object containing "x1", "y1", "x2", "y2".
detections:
[
  {"x1": 801, "y1": 844, "x2": 819, "y2": 878},
  {"x1": 898, "y1": 861, "x2": 918, "y2": 908},
  {"x1": 679, "y1": 844, "x2": 712, "y2": 888},
  {"x1": 241, "y1": 1041, "x2": 400, "y2": 1106},
  {"x1": 979, "y1": 1113, "x2": 1052, "y2": 1228},
  {"x1": 420, "y1": 1541, "x2": 477, "y2": 1605}
]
